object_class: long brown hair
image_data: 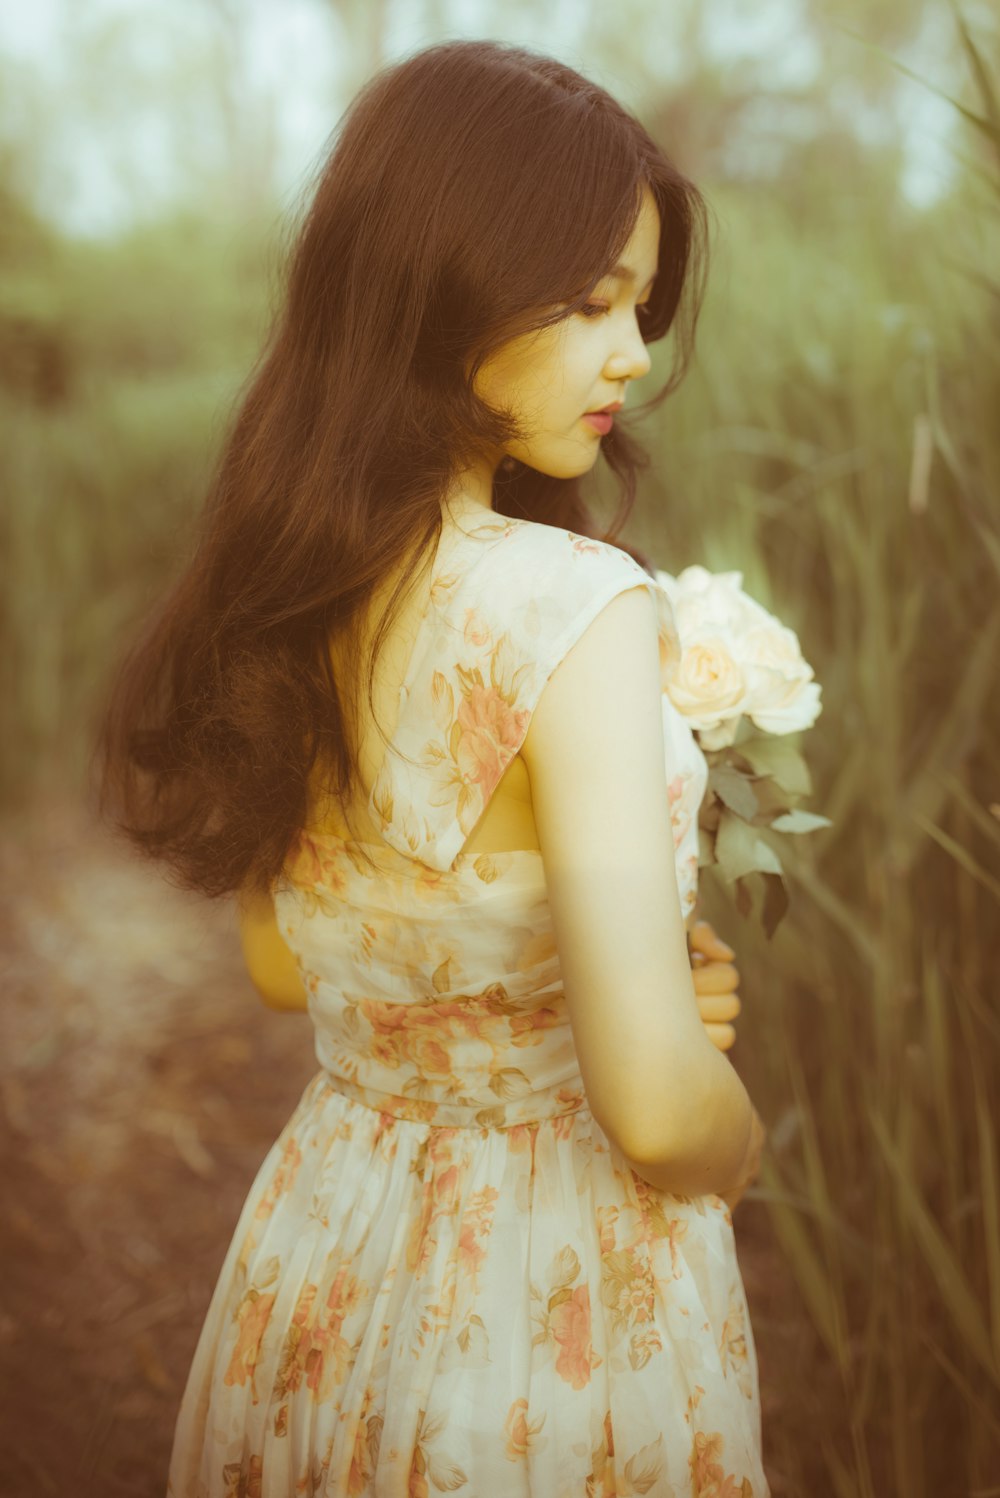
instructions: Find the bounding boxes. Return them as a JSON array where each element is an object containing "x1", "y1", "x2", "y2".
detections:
[{"x1": 92, "y1": 38, "x2": 712, "y2": 901}]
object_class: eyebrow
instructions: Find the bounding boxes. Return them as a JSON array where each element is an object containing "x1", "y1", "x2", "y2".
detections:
[{"x1": 606, "y1": 263, "x2": 657, "y2": 293}]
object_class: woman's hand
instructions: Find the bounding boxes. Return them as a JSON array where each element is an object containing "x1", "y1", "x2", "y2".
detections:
[{"x1": 688, "y1": 918, "x2": 742, "y2": 1053}]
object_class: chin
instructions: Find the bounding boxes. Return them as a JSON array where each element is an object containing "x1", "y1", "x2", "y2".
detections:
[{"x1": 517, "y1": 444, "x2": 598, "y2": 479}]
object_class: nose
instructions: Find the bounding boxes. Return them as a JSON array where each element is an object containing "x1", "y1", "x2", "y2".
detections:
[{"x1": 604, "y1": 320, "x2": 652, "y2": 384}]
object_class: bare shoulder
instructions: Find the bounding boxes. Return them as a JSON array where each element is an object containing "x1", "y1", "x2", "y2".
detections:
[{"x1": 519, "y1": 582, "x2": 659, "y2": 792}]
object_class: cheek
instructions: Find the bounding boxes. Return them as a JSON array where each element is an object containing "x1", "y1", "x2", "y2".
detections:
[
  {"x1": 536, "y1": 330, "x2": 594, "y2": 408},
  {"x1": 556, "y1": 325, "x2": 599, "y2": 387},
  {"x1": 479, "y1": 322, "x2": 590, "y2": 427},
  {"x1": 479, "y1": 342, "x2": 545, "y2": 414}
]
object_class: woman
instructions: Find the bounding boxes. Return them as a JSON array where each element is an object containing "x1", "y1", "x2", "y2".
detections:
[{"x1": 96, "y1": 37, "x2": 768, "y2": 1496}]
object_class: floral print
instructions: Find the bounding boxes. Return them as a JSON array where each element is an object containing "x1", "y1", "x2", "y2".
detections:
[
  {"x1": 368, "y1": 516, "x2": 708, "y2": 921},
  {"x1": 167, "y1": 518, "x2": 768, "y2": 1496}
]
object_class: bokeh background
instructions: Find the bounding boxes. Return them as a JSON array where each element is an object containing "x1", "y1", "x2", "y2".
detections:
[{"x1": 2, "y1": 1, "x2": 999, "y2": 1493}]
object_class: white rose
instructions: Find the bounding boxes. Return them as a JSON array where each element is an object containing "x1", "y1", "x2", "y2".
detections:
[
  {"x1": 653, "y1": 566, "x2": 821, "y2": 748},
  {"x1": 655, "y1": 565, "x2": 748, "y2": 633},
  {"x1": 654, "y1": 568, "x2": 756, "y2": 749},
  {"x1": 741, "y1": 618, "x2": 823, "y2": 735}
]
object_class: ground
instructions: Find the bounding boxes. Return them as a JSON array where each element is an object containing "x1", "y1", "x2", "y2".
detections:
[{"x1": 0, "y1": 796, "x2": 795, "y2": 1496}]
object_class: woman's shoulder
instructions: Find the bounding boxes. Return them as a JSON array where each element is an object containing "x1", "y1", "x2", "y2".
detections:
[
  {"x1": 446, "y1": 513, "x2": 654, "y2": 594},
  {"x1": 494, "y1": 517, "x2": 677, "y2": 654},
  {"x1": 505, "y1": 514, "x2": 651, "y2": 569},
  {"x1": 429, "y1": 513, "x2": 675, "y2": 681},
  {"x1": 431, "y1": 511, "x2": 679, "y2": 671}
]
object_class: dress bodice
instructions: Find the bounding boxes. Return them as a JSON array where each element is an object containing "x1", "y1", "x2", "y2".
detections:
[{"x1": 272, "y1": 515, "x2": 709, "y2": 1127}]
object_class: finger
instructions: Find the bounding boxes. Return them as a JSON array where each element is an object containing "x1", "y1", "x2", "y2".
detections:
[
  {"x1": 689, "y1": 921, "x2": 735, "y2": 962},
  {"x1": 704, "y1": 1022, "x2": 736, "y2": 1051},
  {"x1": 697, "y1": 993, "x2": 742, "y2": 1023},
  {"x1": 688, "y1": 919, "x2": 719, "y2": 955},
  {"x1": 691, "y1": 962, "x2": 740, "y2": 995},
  {"x1": 690, "y1": 945, "x2": 731, "y2": 969},
  {"x1": 689, "y1": 918, "x2": 735, "y2": 959}
]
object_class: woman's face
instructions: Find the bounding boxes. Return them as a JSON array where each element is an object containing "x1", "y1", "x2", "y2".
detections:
[{"x1": 473, "y1": 184, "x2": 660, "y2": 479}]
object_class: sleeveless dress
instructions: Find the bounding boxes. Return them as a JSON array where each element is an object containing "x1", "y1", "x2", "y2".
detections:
[{"x1": 166, "y1": 514, "x2": 769, "y2": 1498}]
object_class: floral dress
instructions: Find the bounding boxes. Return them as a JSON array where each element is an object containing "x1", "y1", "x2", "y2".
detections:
[{"x1": 166, "y1": 515, "x2": 769, "y2": 1497}]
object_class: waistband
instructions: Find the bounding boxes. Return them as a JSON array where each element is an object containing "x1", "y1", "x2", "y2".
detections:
[{"x1": 318, "y1": 1068, "x2": 589, "y2": 1131}]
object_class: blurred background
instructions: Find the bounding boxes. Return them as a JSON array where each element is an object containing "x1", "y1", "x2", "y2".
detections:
[{"x1": 1, "y1": 0, "x2": 999, "y2": 1493}]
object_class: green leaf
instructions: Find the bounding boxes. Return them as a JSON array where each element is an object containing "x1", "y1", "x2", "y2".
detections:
[
  {"x1": 731, "y1": 714, "x2": 762, "y2": 749},
  {"x1": 744, "y1": 775, "x2": 796, "y2": 825},
  {"x1": 708, "y1": 763, "x2": 760, "y2": 820},
  {"x1": 734, "y1": 875, "x2": 754, "y2": 919},
  {"x1": 715, "y1": 809, "x2": 784, "y2": 882},
  {"x1": 770, "y1": 809, "x2": 834, "y2": 834},
  {"x1": 761, "y1": 871, "x2": 790, "y2": 939},
  {"x1": 735, "y1": 736, "x2": 813, "y2": 798}
]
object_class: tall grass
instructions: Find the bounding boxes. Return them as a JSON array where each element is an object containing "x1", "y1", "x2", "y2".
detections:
[
  {"x1": 1, "y1": 13, "x2": 998, "y2": 1491},
  {"x1": 641, "y1": 12, "x2": 1000, "y2": 1492}
]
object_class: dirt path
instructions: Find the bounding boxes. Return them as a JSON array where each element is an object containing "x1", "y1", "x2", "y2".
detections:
[{"x1": 0, "y1": 797, "x2": 794, "y2": 1495}]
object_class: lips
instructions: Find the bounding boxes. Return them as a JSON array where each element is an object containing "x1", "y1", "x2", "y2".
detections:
[
  {"x1": 587, "y1": 401, "x2": 624, "y2": 415},
  {"x1": 582, "y1": 410, "x2": 615, "y2": 434}
]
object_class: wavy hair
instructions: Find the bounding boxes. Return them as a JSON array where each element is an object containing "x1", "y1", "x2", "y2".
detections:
[{"x1": 92, "y1": 37, "x2": 712, "y2": 899}]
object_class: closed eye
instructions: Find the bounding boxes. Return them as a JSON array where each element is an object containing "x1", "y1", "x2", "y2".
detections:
[{"x1": 579, "y1": 300, "x2": 653, "y2": 320}]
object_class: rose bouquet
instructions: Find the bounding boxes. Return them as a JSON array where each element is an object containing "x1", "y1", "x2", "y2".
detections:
[{"x1": 655, "y1": 564, "x2": 829, "y2": 939}]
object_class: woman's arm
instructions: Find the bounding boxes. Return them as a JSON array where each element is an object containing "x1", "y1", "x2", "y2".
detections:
[
  {"x1": 236, "y1": 888, "x2": 310, "y2": 1011},
  {"x1": 520, "y1": 585, "x2": 755, "y2": 1175}
]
